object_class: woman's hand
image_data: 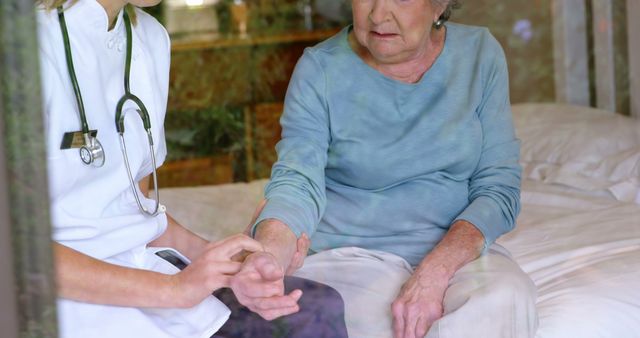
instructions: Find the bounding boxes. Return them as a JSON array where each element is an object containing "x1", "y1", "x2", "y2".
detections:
[
  {"x1": 286, "y1": 232, "x2": 310, "y2": 275},
  {"x1": 168, "y1": 234, "x2": 264, "y2": 308},
  {"x1": 229, "y1": 251, "x2": 303, "y2": 320},
  {"x1": 391, "y1": 269, "x2": 449, "y2": 338},
  {"x1": 244, "y1": 199, "x2": 311, "y2": 275},
  {"x1": 391, "y1": 220, "x2": 485, "y2": 337}
]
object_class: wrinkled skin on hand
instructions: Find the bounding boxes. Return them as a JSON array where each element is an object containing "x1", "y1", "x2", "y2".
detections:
[
  {"x1": 242, "y1": 199, "x2": 311, "y2": 274},
  {"x1": 170, "y1": 234, "x2": 263, "y2": 308},
  {"x1": 229, "y1": 251, "x2": 303, "y2": 320},
  {"x1": 391, "y1": 269, "x2": 449, "y2": 338}
]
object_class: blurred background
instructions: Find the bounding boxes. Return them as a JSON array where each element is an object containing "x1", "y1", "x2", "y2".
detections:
[{"x1": 143, "y1": 0, "x2": 630, "y2": 187}]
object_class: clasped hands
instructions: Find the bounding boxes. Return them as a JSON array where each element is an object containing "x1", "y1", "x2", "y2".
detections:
[
  {"x1": 169, "y1": 200, "x2": 310, "y2": 321},
  {"x1": 228, "y1": 236, "x2": 309, "y2": 320}
]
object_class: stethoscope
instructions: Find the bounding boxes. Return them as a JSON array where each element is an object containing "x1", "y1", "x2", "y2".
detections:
[{"x1": 57, "y1": 6, "x2": 163, "y2": 216}]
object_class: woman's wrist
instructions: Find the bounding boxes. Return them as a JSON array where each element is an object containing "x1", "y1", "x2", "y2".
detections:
[
  {"x1": 414, "y1": 262, "x2": 453, "y2": 289},
  {"x1": 253, "y1": 219, "x2": 297, "y2": 271},
  {"x1": 415, "y1": 220, "x2": 486, "y2": 286}
]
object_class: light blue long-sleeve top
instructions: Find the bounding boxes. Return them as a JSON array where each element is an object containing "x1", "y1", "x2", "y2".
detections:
[{"x1": 253, "y1": 23, "x2": 521, "y2": 267}]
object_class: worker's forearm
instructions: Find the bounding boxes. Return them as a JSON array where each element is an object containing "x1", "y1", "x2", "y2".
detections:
[
  {"x1": 139, "y1": 174, "x2": 209, "y2": 260},
  {"x1": 253, "y1": 219, "x2": 298, "y2": 271},
  {"x1": 416, "y1": 220, "x2": 485, "y2": 281},
  {"x1": 54, "y1": 242, "x2": 177, "y2": 308},
  {"x1": 147, "y1": 213, "x2": 209, "y2": 261}
]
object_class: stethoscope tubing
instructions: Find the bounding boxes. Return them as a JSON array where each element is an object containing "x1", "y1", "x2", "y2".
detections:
[
  {"x1": 57, "y1": 7, "x2": 90, "y2": 134},
  {"x1": 57, "y1": 5, "x2": 163, "y2": 217},
  {"x1": 119, "y1": 132, "x2": 163, "y2": 216}
]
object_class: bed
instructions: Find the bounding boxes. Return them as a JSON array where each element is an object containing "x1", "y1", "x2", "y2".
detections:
[
  {"x1": 158, "y1": 102, "x2": 640, "y2": 338},
  {"x1": 158, "y1": 1, "x2": 639, "y2": 336}
]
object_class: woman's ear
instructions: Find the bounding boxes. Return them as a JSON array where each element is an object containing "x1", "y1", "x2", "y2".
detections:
[{"x1": 432, "y1": 0, "x2": 448, "y2": 21}]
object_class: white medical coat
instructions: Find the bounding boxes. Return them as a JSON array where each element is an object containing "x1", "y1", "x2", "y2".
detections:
[{"x1": 37, "y1": 1, "x2": 230, "y2": 337}]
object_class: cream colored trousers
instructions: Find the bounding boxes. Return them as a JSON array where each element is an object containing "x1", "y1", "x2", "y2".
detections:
[{"x1": 293, "y1": 244, "x2": 538, "y2": 338}]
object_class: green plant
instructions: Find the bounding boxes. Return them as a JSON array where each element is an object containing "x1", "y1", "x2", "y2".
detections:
[
  {"x1": 164, "y1": 106, "x2": 245, "y2": 161},
  {"x1": 215, "y1": 0, "x2": 306, "y2": 35},
  {"x1": 215, "y1": 0, "x2": 232, "y2": 34}
]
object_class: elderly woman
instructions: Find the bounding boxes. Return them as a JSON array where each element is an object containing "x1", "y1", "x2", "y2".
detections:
[{"x1": 234, "y1": 0, "x2": 538, "y2": 337}]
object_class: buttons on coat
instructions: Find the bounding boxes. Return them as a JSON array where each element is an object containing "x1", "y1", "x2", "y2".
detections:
[
  {"x1": 105, "y1": 36, "x2": 139, "y2": 60},
  {"x1": 106, "y1": 36, "x2": 125, "y2": 52}
]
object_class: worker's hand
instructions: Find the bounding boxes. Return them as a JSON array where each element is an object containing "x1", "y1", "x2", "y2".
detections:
[
  {"x1": 230, "y1": 251, "x2": 303, "y2": 320},
  {"x1": 391, "y1": 269, "x2": 448, "y2": 338},
  {"x1": 170, "y1": 234, "x2": 264, "y2": 308}
]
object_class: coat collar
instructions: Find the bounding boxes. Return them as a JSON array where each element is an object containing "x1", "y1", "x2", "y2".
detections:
[{"x1": 62, "y1": 0, "x2": 125, "y2": 35}]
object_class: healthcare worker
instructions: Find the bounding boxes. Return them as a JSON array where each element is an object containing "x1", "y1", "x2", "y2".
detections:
[{"x1": 36, "y1": 0, "x2": 347, "y2": 337}]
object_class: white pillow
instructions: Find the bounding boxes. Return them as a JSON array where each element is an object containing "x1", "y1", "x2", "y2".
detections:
[{"x1": 512, "y1": 103, "x2": 640, "y2": 203}]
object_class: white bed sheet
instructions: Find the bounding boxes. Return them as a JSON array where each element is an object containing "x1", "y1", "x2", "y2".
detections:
[
  {"x1": 160, "y1": 179, "x2": 640, "y2": 338},
  {"x1": 499, "y1": 180, "x2": 640, "y2": 338}
]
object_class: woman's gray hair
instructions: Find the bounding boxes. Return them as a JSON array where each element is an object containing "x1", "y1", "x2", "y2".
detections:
[{"x1": 433, "y1": 0, "x2": 461, "y2": 23}]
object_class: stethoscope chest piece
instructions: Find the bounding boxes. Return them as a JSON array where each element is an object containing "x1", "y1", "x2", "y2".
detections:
[{"x1": 79, "y1": 134, "x2": 105, "y2": 167}]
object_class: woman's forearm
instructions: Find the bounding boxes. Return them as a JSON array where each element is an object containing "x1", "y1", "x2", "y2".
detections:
[
  {"x1": 54, "y1": 242, "x2": 178, "y2": 308},
  {"x1": 253, "y1": 219, "x2": 298, "y2": 271},
  {"x1": 415, "y1": 220, "x2": 485, "y2": 281}
]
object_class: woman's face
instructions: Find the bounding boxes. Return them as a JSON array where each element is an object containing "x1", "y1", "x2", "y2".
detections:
[{"x1": 351, "y1": 0, "x2": 444, "y2": 64}]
